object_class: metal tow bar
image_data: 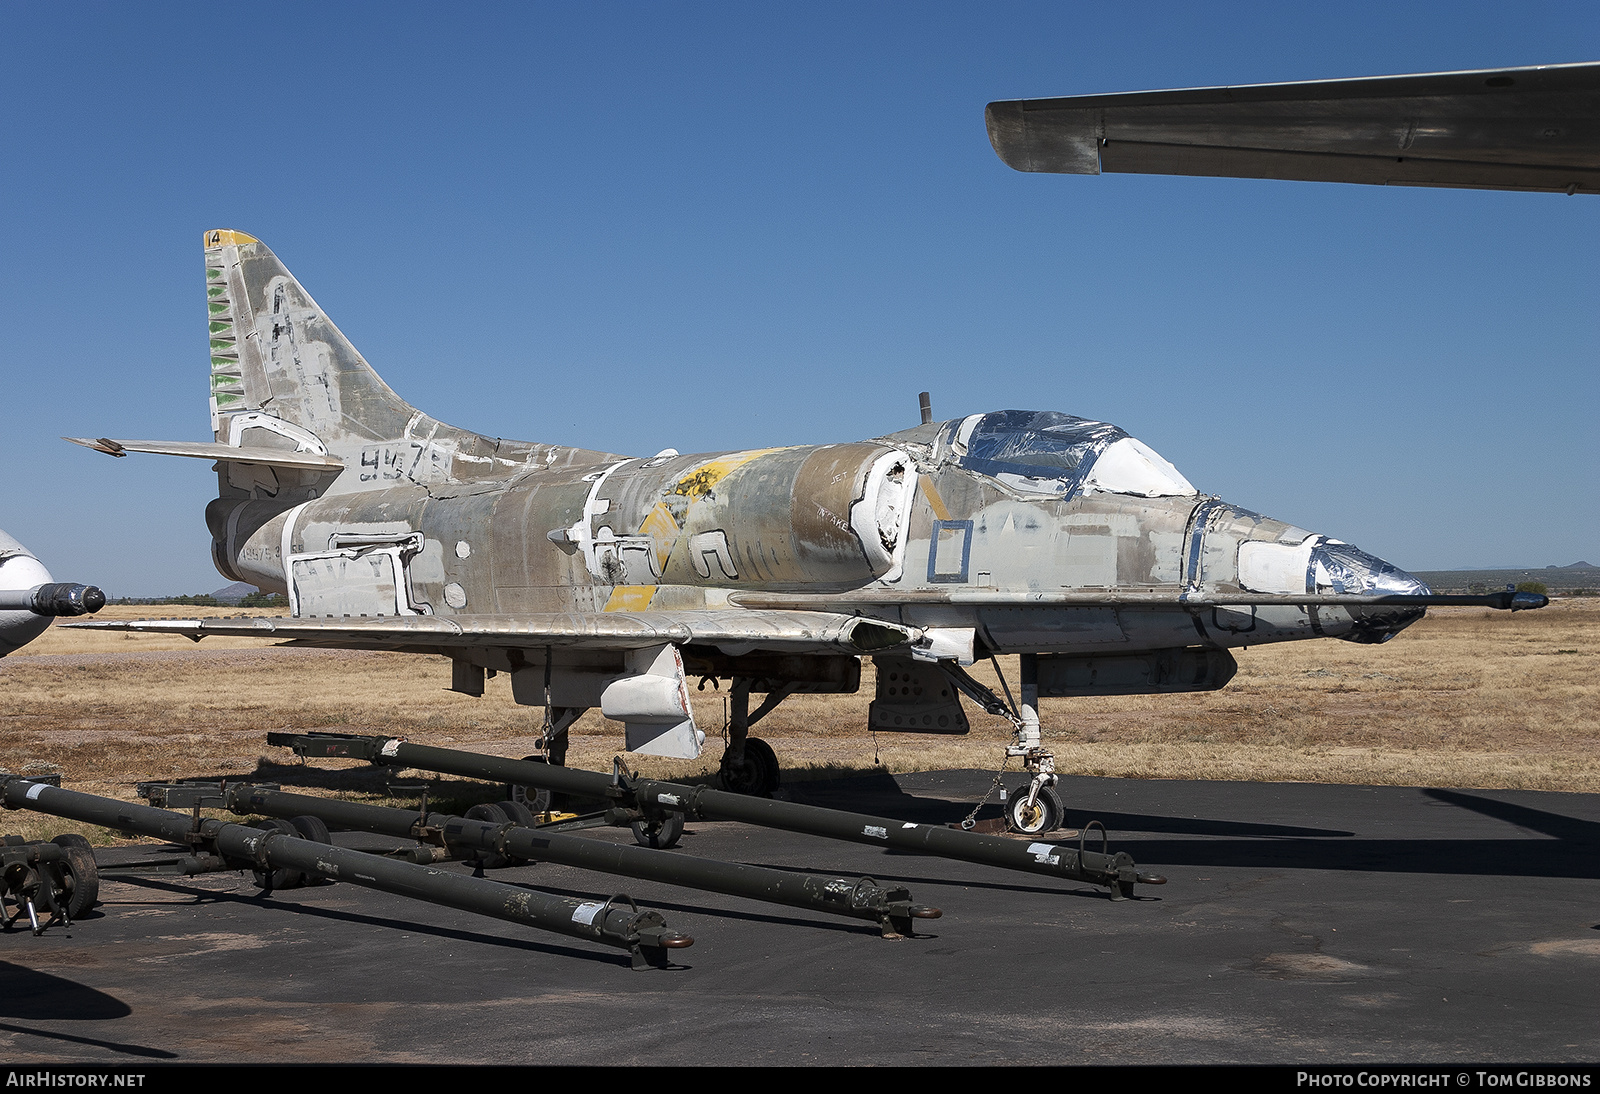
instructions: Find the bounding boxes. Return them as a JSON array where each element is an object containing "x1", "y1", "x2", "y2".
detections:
[
  {"x1": 183, "y1": 782, "x2": 940, "y2": 939},
  {"x1": 272, "y1": 732, "x2": 1167, "y2": 899},
  {"x1": 0, "y1": 775, "x2": 690, "y2": 969}
]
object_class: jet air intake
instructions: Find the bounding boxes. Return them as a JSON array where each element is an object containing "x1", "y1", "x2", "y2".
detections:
[
  {"x1": 691, "y1": 443, "x2": 916, "y2": 586},
  {"x1": 595, "y1": 443, "x2": 918, "y2": 588}
]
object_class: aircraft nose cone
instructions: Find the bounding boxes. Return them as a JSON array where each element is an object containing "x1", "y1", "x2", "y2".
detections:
[
  {"x1": 1311, "y1": 539, "x2": 1431, "y2": 643},
  {"x1": 1310, "y1": 540, "x2": 1431, "y2": 598}
]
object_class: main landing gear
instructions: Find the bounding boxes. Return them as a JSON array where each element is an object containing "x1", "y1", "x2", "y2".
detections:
[{"x1": 716, "y1": 679, "x2": 795, "y2": 797}]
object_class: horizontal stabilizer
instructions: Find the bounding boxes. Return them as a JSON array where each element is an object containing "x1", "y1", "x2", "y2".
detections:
[
  {"x1": 63, "y1": 609, "x2": 918, "y2": 655},
  {"x1": 64, "y1": 437, "x2": 344, "y2": 471},
  {"x1": 987, "y1": 62, "x2": 1600, "y2": 193}
]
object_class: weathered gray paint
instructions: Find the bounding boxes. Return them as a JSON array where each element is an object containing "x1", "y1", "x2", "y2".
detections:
[{"x1": 68, "y1": 230, "x2": 1535, "y2": 760}]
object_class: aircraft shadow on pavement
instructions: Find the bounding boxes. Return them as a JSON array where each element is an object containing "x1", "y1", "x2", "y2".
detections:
[
  {"x1": 795, "y1": 775, "x2": 1600, "y2": 881},
  {"x1": 789, "y1": 770, "x2": 1354, "y2": 838},
  {"x1": 0, "y1": 961, "x2": 177, "y2": 1060},
  {"x1": 1110, "y1": 789, "x2": 1600, "y2": 879},
  {"x1": 0, "y1": 961, "x2": 131, "y2": 1022}
]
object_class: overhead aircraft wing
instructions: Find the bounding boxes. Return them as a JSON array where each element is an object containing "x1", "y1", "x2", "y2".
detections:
[
  {"x1": 985, "y1": 62, "x2": 1600, "y2": 193},
  {"x1": 65, "y1": 609, "x2": 917, "y2": 655}
]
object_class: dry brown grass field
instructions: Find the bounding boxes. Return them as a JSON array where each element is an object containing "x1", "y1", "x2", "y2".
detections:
[{"x1": 1, "y1": 599, "x2": 1595, "y2": 840}]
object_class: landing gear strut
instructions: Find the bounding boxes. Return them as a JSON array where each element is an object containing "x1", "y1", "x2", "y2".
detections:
[
  {"x1": 942, "y1": 653, "x2": 1063, "y2": 834},
  {"x1": 1004, "y1": 653, "x2": 1060, "y2": 833},
  {"x1": 510, "y1": 706, "x2": 584, "y2": 813},
  {"x1": 716, "y1": 680, "x2": 795, "y2": 796}
]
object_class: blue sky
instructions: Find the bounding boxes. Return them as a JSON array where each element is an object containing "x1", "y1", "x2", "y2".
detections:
[{"x1": 2, "y1": 2, "x2": 1596, "y2": 595}]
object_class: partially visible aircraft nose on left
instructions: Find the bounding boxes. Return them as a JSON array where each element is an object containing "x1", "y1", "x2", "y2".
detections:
[
  {"x1": 0, "y1": 529, "x2": 106, "y2": 655},
  {"x1": 1195, "y1": 501, "x2": 1432, "y2": 644}
]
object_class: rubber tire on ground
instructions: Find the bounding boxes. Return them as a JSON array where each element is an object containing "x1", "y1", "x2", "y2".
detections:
[
  {"x1": 506, "y1": 756, "x2": 553, "y2": 815},
  {"x1": 630, "y1": 811, "x2": 685, "y2": 850},
  {"x1": 1006, "y1": 785, "x2": 1064, "y2": 835},
  {"x1": 250, "y1": 819, "x2": 305, "y2": 892},
  {"x1": 744, "y1": 737, "x2": 780, "y2": 792},
  {"x1": 287, "y1": 815, "x2": 334, "y2": 884},
  {"x1": 496, "y1": 799, "x2": 537, "y2": 828},
  {"x1": 717, "y1": 736, "x2": 780, "y2": 796},
  {"x1": 50, "y1": 833, "x2": 99, "y2": 918},
  {"x1": 289, "y1": 814, "x2": 332, "y2": 844},
  {"x1": 463, "y1": 803, "x2": 521, "y2": 868}
]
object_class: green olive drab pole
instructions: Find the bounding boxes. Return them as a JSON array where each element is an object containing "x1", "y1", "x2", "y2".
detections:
[
  {"x1": 272, "y1": 732, "x2": 1165, "y2": 898},
  {"x1": 0, "y1": 775, "x2": 689, "y2": 968},
  {"x1": 222, "y1": 783, "x2": 939, "y2": 938}
]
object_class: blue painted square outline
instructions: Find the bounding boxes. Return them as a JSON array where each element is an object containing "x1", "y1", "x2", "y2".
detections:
[{"x1": 928, "y1": 519, "x2": 974, "y2": 584}]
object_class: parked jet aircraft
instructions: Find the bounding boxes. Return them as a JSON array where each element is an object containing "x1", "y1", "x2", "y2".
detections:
[{"x1": 69, "y1": 63, "x2": 1569, "y2": 832}]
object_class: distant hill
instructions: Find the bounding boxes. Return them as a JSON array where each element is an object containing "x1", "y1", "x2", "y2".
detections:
[
  {"x1": 211, "y1": 581, "x2": 259, "y2": 605},
  {"x1": 1414, "y1": 564, "x2": 1600, "y2": 594}
]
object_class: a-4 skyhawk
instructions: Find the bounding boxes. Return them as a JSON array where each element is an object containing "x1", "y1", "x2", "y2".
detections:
[
  {"x1": 66, "y1": 227, "x2": 1537, "y2": 832},
  {"x1": 71, "y1": 62, "x2": 1574, "y2": 832}
]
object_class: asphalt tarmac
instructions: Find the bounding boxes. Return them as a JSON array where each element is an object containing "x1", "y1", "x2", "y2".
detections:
[{"x1": 2, "y1": 769, "x2": 1598, "y2": 1065}]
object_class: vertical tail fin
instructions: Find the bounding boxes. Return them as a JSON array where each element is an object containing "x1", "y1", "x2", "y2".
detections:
[
  {"x1": 201, "y1": 229, "x2": 593, "y2": 501},
  {"x1": 203, "y1": 229, "x2": 424, "y2": 456}
]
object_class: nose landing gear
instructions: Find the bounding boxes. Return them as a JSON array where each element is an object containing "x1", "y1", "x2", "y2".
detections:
[{"x1": 942, "y1": 653, "x2": 1065, "y2": 834}]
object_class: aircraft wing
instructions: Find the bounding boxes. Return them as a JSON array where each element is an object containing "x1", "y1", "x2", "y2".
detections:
[
  {"x1": 985, "y1": 62, "x2": 1600, "y2": 193},
  {"x1": 732, "y1": 590, "x2": 1547, "y2": 611},
  {"x1": 64, "y1": 609, "x2": 917, "y2": 655}
]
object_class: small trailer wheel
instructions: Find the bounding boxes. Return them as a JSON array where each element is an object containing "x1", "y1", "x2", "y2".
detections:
[
  {"x1": 288, "y1": 816, "x2": 334, "y2": 884},
  {"x1": 49, "y1": 834, "x2": 100, "y2": 918},
  {"x1": 630, "y1": 812, "x2": 684, "y2": 850},
  {"x1": 496, "y1": 799, "x2": 538, "y2": 828},
  {"x1": 251, "y1": 819, "x2": 305, "y2": 892},
  {"x1": 464, "y1": 804, "x2": 522, "y2": 868}
]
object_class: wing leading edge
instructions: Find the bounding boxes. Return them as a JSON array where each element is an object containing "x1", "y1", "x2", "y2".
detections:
[
  {"x1": 986, "y1": 61, "x2": 1600, "y2": 193},
  {"x1": 64, "y1": 609, "x2": 917, "y2": 655}
]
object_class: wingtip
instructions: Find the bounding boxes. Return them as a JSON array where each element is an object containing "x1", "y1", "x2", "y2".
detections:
[{"x1": 63, "y1": 436, "x2": 126, "y2": 457}]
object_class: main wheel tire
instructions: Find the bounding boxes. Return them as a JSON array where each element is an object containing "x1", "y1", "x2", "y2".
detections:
[
  {"x1": 50, "y1": 834, "x2": 99, "y2": 918},
  {"x1": 630, "y1": 812, "x2": 684, "y2": 850},
  {"x1": 718, "y1": 751, "x2": 764, "y2": 795},
  {"x1": 718, "y1": 736, "x2": 780, "y2": 796},
  {"x1": 743, "y1": 737, "x2": 780, "y2": 792},
  {"x1": 506, "y1": 757, "x2": 553, "y2": 815},
  {"x1": 250, "y1": 819, "x2": 304, "y2": 891},
  {"x1": 1005, "y1": 785, "x2": 1064, "y2": 835}
]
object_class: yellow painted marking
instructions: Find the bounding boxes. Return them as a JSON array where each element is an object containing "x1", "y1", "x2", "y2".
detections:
[
  {"x1": 921, "y1": 478, "x2": 952, "y2": 521},
  {"x1": 671, "y1": 448, "x2": 787, "y2": 499},
  {"x1": 603, "y1": 584, "x2": 655, "y2": 612},
  {"x1": 203, "y1": 229, "x2": 260, "y2": 249},
  {"x1": 639, "y1": 502, "x2": 680, "y2": 571}
]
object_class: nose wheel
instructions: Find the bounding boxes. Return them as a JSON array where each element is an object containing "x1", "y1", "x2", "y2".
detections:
[{"x1": 1006, "y1": 783, "x2": 1064, "y2": 835}]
